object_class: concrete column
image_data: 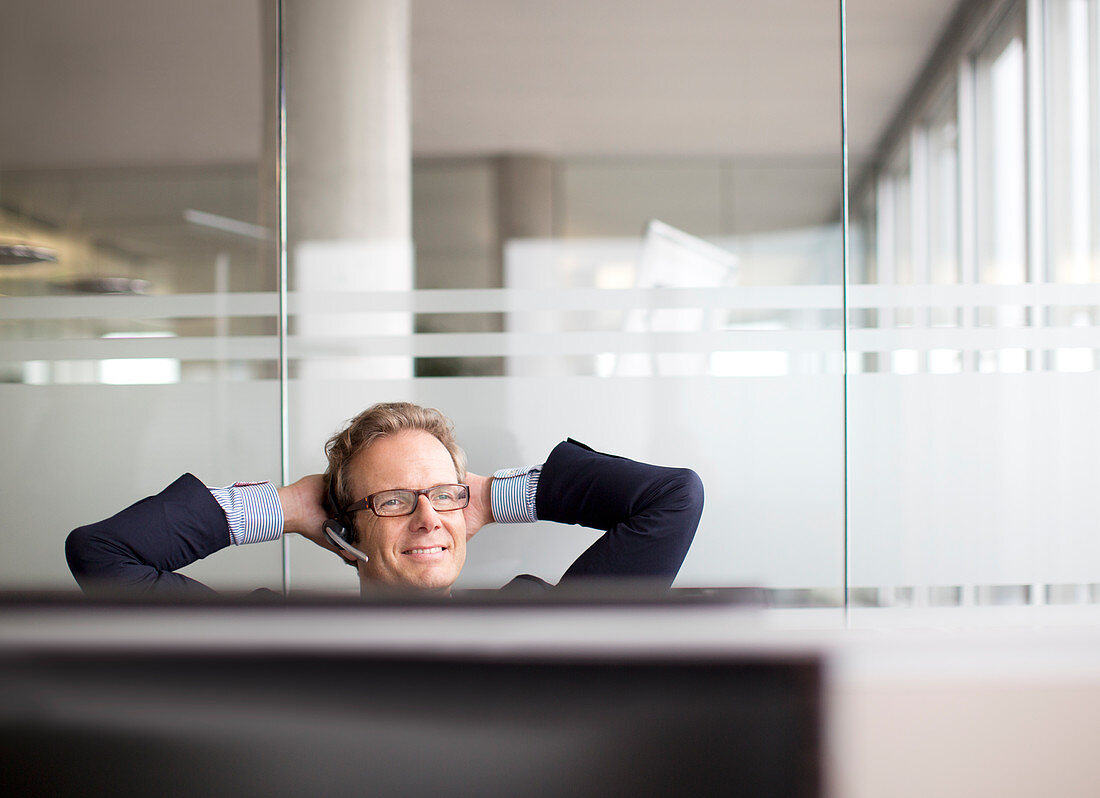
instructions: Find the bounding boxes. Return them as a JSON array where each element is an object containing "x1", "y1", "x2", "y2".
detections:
[
  {"x1": 284, "y1": 0, "x2": 412, "y2": 381},
  {"x1": 286, "y1": 0, "x2": 409, "y2": 242}
]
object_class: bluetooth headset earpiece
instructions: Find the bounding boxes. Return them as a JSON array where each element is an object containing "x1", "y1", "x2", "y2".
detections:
[{"x1": 322, "y1": 479, "x2": 370, "y2": 564}]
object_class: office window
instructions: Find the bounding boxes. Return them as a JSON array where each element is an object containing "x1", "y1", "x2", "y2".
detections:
[
  {"x1": 926, "y1": 89, "x2": 961, "y2": 288},
  {"x1": 1044, "y1": 0, "x2": 1100, "y2": 373},
  {"x1": 1043, "y1": 0, "x2": 1100, "y2": 376},
  {"x1": 925, "y1": 87, "x2": 963, "y2": 333},
  {"x1": 974, "y1": 9, "x2": 1028, "y2": 287},
  {"x1": 882, "y1": 152, "x2": 915, "y2": 290}
]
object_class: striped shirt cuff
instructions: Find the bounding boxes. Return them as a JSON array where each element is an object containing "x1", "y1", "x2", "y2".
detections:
[
  {"x1": 209, "y1": 481, "x2": 283, "y2": 546},
  {"x1": 490, "y1": 465, "x2": 542, "y2": 524}
]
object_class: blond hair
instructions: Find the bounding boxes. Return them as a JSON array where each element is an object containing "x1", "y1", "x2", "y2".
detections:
[{"x1": 324, "y1": 402, "x2": 466, "y2": 537}]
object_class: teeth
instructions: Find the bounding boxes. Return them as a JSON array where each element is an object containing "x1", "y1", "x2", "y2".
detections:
[{"x1": 406, "y1": 546, "x2": 443, "y2": 555}]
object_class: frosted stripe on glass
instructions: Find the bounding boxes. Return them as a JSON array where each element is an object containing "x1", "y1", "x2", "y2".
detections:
[
  {"x1": 1, "y1": 293, "x2": 279, "y2": 321},
  {"x1": 0, "y1": 330, "x2": 839, "y2": 361},
  {"x1": 848, "y1": 283, "x2": 1100, "y2": 306},
  {"x1": 0, "y1": 337, "x2": 280, "y2": 361},
  {"x1": 5, "y1": 285, "x2": 1100, "y2": 321},
  {"x1": 848, "y1": 327, "x2": 1100, "y2": 349},
  {"x1": 6, "y1": 329, "x2": 1100, "y2": 362},
  {"x1": 2, "y1": 287, "x2": 841, "y2": 319},
  {"x1": 296, "y1": 286, "x2": 846, "y2": 312}
]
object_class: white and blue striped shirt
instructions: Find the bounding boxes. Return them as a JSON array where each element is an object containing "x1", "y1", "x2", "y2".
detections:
[
  {"x1": 208, "y1": 482, "x2": 283, "y2": 545},
  {"x1": 209, "y1": 465, "x2": 542, "y2": 544},
  {"x1": 490, "y1": 465, "x2": 542, "y2": 524}
]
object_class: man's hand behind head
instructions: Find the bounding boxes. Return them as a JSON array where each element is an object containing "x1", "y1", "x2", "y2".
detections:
[
  {"x1": 462, "y1": 472, "x2": 494, "y2": 541},
  {"x1": 277, "y1": 475, "x2": 357, "y2": 563}
]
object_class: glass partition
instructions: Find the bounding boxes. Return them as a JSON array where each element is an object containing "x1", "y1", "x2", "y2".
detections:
[
  {"x1": 283, "y1": 0, "x2": 846, "y2": 597},
  {"x1": 847, "y1": 0, "x2": 1100, "y2": 608},
  {"x1": 0, "y1": 0, "x2": 282, "y2": 590},
  {"x1": 9, "y1": 0, "x2": 1050, "y2": 610}
]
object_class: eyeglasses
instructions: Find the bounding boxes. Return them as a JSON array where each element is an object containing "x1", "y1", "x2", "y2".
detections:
[{"x1": 345, "y1": 483, "x2": 470, "y2": 518}]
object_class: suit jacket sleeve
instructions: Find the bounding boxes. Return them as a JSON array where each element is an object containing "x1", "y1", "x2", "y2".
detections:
[
  {"x1": 535, "y1": 439, "x2": 703, "y2": 587},
  {"x1": 65, "y1": 474, "x2": 230, "y2": 596}
]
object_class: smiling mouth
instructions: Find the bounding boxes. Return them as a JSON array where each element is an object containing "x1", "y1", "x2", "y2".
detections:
[{"x1": 403, "y1": 546, "x2": 446, "y2": 556}]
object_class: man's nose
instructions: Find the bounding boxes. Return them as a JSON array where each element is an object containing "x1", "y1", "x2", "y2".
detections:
[{"x1": 409, "y1": 494, "x2": 441, "y2": 528}]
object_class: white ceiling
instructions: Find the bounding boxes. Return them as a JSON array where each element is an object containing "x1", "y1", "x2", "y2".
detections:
[
  {"x1": 0, "y1": 0, "x2": 263, "y2": 169},
  {"x1": 411, "y1": 0, "x2": 961, "y2": 159},
  {"x1": 0, "y1": 0, "x2": 961, "y2": 169}
]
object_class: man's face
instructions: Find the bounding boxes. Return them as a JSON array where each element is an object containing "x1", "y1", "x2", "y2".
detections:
[{"x1": 345, "y1": 429, "x2": 467, "y2": 593}]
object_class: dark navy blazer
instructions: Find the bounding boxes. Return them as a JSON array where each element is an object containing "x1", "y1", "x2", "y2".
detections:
[{"x1": 66, "y1": 439, "x2": 703, "y2": 595}]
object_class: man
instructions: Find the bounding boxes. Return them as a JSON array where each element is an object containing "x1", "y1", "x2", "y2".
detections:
[{"x1": 66, "y1": 402, "x2": 704, "y2": 596}]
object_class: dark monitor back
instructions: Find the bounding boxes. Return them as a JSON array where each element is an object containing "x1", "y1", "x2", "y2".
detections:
[{"x1": 0, "y1": 650, "x2": 821, "y2": 798}]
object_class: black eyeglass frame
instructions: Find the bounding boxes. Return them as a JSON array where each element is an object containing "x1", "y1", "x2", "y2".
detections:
[{"x1": 344, "y1": 483, "x2": 470, "y2": 518}]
